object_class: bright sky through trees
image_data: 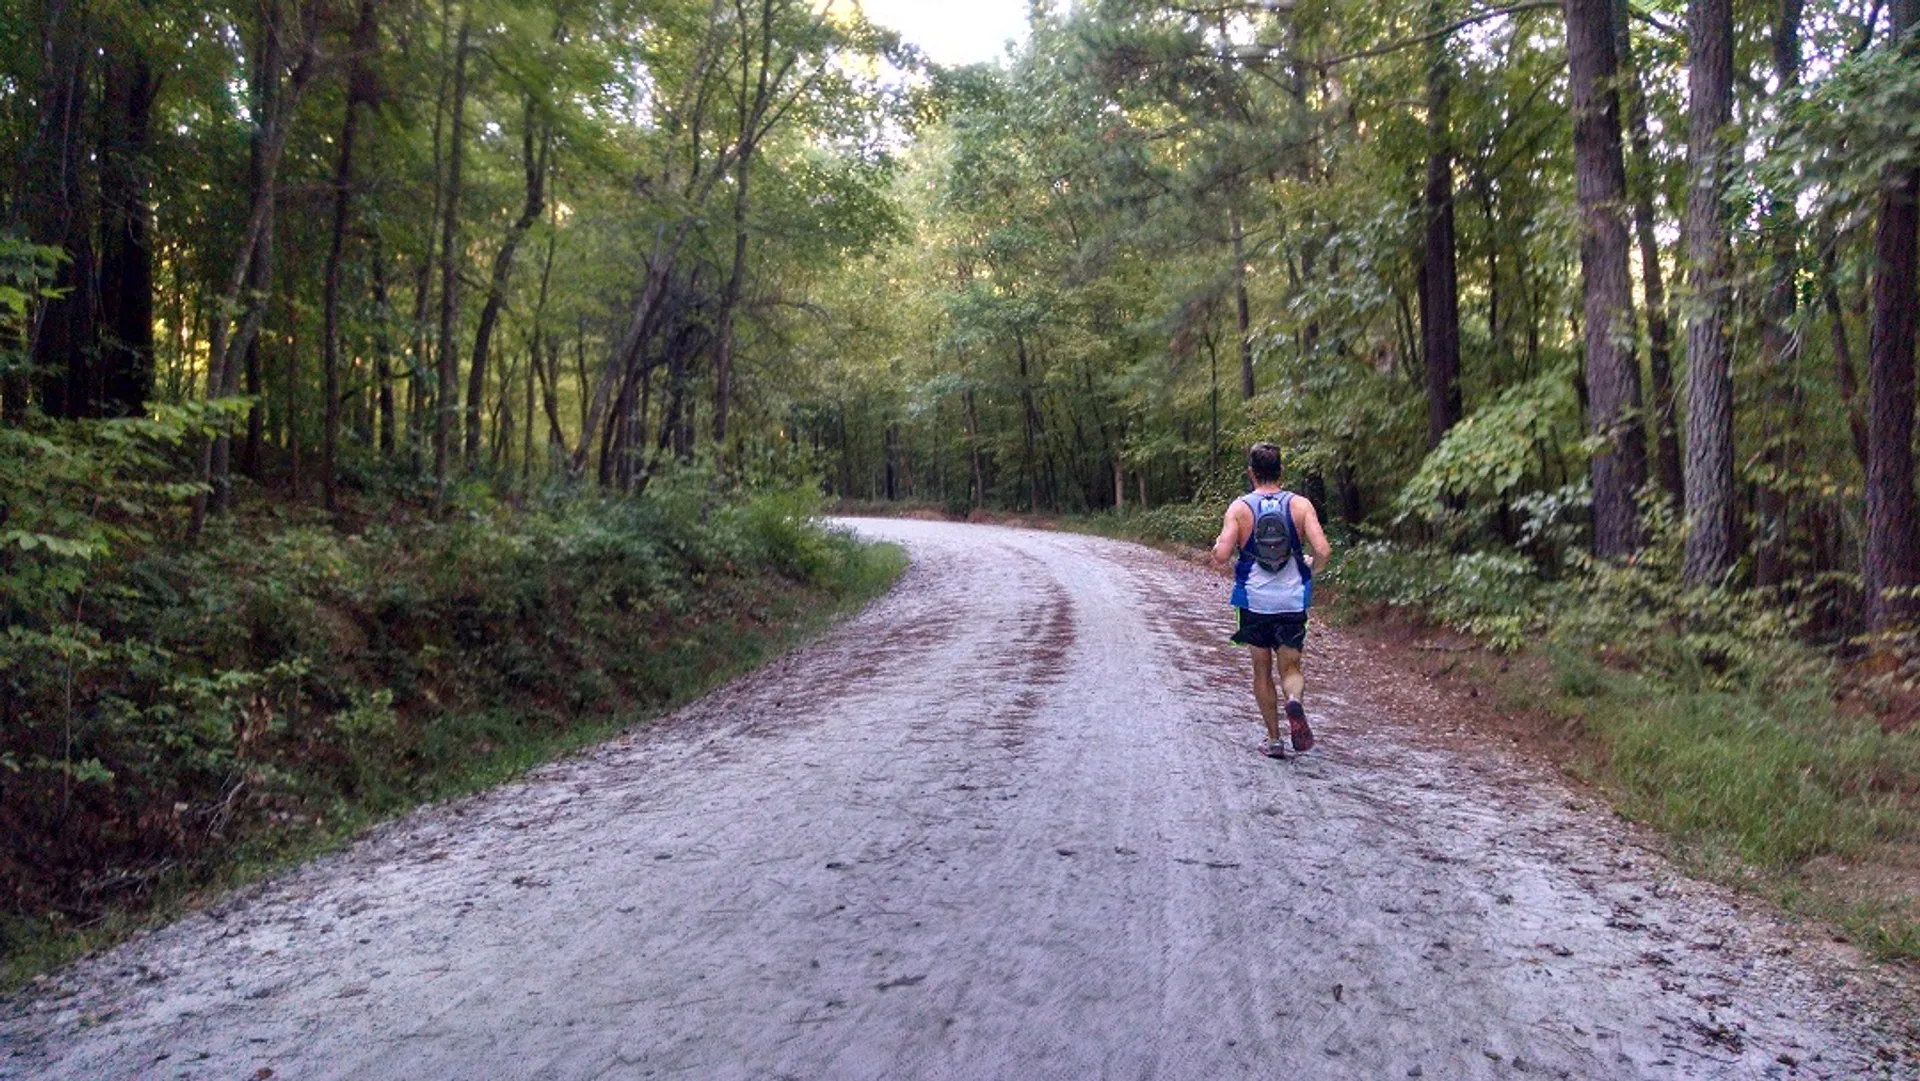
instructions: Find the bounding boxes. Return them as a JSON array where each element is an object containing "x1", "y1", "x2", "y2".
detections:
[{"x1": 858, "y1": 0, "x2": 1031, "y2": 66}]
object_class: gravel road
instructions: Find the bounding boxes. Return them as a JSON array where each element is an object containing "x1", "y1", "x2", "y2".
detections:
[{"x1": 3, "y1": 519, "x2": 1913, "y2": 1080}]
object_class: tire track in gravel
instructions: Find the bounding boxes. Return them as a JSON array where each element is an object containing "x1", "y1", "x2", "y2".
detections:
[{"x1": 2, "y1": 518, "x2": 1913, "y2": 1080}]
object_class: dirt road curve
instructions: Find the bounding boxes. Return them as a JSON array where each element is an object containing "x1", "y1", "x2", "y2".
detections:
[{"x1": 4, "y1": 520, "x2": 1912, "y2": 1080}]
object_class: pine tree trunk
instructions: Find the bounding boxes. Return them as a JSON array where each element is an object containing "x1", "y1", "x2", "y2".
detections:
[
  {"x1": 321, "y1": 0, "x2": 378, "y2": 513},
  {"x1": 467, "y1": 97, "x2": 548, "y2": 465},
  {"x1": 1679, "y1": 0, "x2": 1736, "y2": 584},
  {"x1": 371, "y1": 235, "x2": 396, "y2": 455},
  {"x1": 194, "y1": 0, "x2": 317, "y2": 534},
  {"x1": 1864, "y1": 0, "x2": 1920, "y2": 632},
  {"x1": 1563, "y1": 0, "x2": 1646, "y2": 559},
  {"x1": 1231, "y1": 208, "x2": 1254, "y2": 400},
  {"x1": 964, "y1": 386, "x2": 985, "y2": 509},
  {"x1": 1613, "y1": 0, "x2": 1683, "y2": 506},
  {"x1": 1753, "y1": 0, "x2": 1806, "y2": 587},
  {"x1": 20, "y1": 0, "x2": 96, "y2": 420},
  {"x1": 434, "y1": 13, "x2": 471, "y2": 504},
  {"x1": 96, "y1": 47, "x2": 157, "y2": 418},
  {"x1": 1421, "y1": 6, "x2": 1462, "y2": 450}
]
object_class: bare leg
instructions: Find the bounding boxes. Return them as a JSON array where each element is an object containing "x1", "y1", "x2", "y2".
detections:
[
  {"x1": 1276, "y1": 646, "x2": 1305, "y2": 705},
  {"x1": 1249, "y1": 647, "x2": 1281, "y2": 741}
]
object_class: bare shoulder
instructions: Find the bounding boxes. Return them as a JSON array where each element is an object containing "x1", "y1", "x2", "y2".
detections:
[
  {"x1": 1224, "y1": 497, "x2": 1252, "y2": 522},
  {"x1": 1289, "y1": 493, "x2": 1321, "y2": 521}
]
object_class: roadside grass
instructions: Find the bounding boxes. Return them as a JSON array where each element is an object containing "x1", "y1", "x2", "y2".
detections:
[
  {"x1": 1, "y1": 517, "x2": 906, "y2": 991},
  {"x1": 1541, "y1": 650, "x2": 1920, "y2": 959}
]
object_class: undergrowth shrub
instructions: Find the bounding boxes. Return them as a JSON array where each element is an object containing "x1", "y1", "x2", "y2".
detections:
[
  {"x1": 1335, "y1": 539, "x2": 1544, "y2": 650},
  {"x1": 0, "y1": 441, "x2": 898, "y2": 960}
]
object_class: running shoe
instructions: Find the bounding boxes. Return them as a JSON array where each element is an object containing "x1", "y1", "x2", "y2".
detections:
[
  {"x1": 1285, "y1": 700, "x2": 1315, "y2": 753},
  {"x1": 1262, "y1": 737, "x2": 1292, "y2": 760}
]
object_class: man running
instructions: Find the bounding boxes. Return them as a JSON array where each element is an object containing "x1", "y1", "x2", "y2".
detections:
[{"x1": 1209, "y1": 442, "x2": 1332, "y2": 759}]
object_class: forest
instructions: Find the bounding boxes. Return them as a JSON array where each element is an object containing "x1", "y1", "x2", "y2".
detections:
[
  {"x1": 818, "y1": 0, "x2": 1918, "y2": 646},
  {"x1": 2, "y1": 0, "x2": 1919, "y2": 963}
]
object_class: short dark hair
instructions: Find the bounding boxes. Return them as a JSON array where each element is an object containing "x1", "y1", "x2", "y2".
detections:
[{"x1": 1248, "y1": 441, "x2": 1282, "y2": 482}]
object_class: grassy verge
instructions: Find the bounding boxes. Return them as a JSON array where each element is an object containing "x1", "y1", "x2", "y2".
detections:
[
  {"x1": 2, "y1": 484, "x2": 906, "y2": 989},
  {"x1": 1531, "y1": 648, "x2": 1919, "y2": 959}
]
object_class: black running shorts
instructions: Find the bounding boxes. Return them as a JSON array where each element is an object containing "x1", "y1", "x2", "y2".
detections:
[{"x1": 1231, "y1": 608, "x2": 1308, "y2": 651}]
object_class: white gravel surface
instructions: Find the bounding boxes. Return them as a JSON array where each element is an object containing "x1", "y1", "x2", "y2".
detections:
[{"x1": 2, "y1": 518, "x2": 1914, "y2": 1080}]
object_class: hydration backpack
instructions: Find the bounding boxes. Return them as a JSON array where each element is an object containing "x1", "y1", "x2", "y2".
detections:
[{"x1": 1250, "y1": 492, "x2": 1304, "y2": 575}]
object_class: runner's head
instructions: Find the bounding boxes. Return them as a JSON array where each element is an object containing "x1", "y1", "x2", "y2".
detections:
[{"x1": 1247, "y1": 442, "x2": 1282, "y2": 484}]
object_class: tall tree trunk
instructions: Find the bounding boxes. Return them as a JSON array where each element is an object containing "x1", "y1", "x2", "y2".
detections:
[
  {"x1": 434, "y1": 13, "x2": 471, "y2": 503},
  {"x1": 371, "y1": 234, "x2": 396, "y2": 455},
  {"x1": 1017, "y1": 333, "x2": 1040, "y2": 511},
  {"x1": 710, "y1": 150, "x2": 750, "y2": 448},
  {"x1": 96, "y1": 46, "x2": 157, "y2": 418},
  {"x1": 1864, "y1": 0, "x2": 1920, "y2": 632},
  {"x1": 522, "y1": 338, "x2": 537, "y2": 482},
  {"x1": 1421, "y1": 5, "x2": 1463, "y2": 450},
  {"x1": 239, "y1": 325, "x2": 264, "y2": 478},
  {"x1": 1563, "y1": 0, "x2": 1646, "y2": 559},
  {"x1": 1821, "y1": 245, "x2": 1871, "y2": 471},
  {"x1": 710, "y1": 0, "x2": 798, "y2": 448},
  {"x1": 235, "y1": 7, "x2": 283, "y2": 488},
  {"x1": 522, "y1": 225, "x2": 557, "y2": 483},
  {"x1": 1753, "y1": 0, "x2": 1806, "y2": 587},
  {"x1": 408, "y1": 0, "x2": 452, "y2": 469},
  {"x1": 192, "y1": 0, "x2": 317, "y2": 536},
  {"x1": 537, "y1": 331, "x2": 567, "y2": 451},
  {"x1": 963, "y1": 385, "x2": 985, "y2": 509},
  {"x1": 1679, "y1": 0, "x2": 1736, "y2": 584},
  {"x1": 466, "y1": 96, "x2": 549, "y2": 465},
  {"x1": 20, "y1": 0, "x2": 96, "y2": 420},
  {"x1": 1231, "y1": 207, "x2": 1254, "y2": 400},
  {"x1": 283, "y1": 285, "x2": 301, "y2": 495},
  {"x1": 1612, "y1": 0, "x2": 1683, "y2": 505},
  {"x1": 321, "y1": 0, "x2": 380, "y2": 513}
]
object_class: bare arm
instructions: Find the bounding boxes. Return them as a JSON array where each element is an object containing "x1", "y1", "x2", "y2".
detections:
[
  {"x1": 1293, "y1": 495, "x2": 1332, "y2": 571},
  {"x1": 1210, "y1": 500, "x2": 1251, "y2": 567}
]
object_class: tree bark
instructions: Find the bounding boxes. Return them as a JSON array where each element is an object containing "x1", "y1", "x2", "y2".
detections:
[
  {"x1": 1679, "y1": 0, "x2": 1736, "y2": 584},
  {"x1": 1563, "y1": 0, "x2": 1646, "y2": 559},
  {"x1": 1753, "y1": 0, "x2": 1806, "y2": 587},
  {"x1": 191, "y1": 0, "x2": 317, "y2": 536},
  {"x1": 322, "y1": 0, "x2": 380, "y2": 513},
  {"x1": 1865, "y1": 0, "x2": 1920, "y2": 632},
  {"x1": 466, "y1": 95, "x2": 549, "y2": 465},
  {"x1": 408, "y1": 0, "x2": 453, "y2": 468},
  {"x1": 1821, "y1": 248, "x2": 1871, "y2": 471},
  {"x1": 19, "y1": 0, "x2": 96, "y2": 420},
  {"x1": 1612, "y1": 0, "x2": 1683, "y2": 506},
  {"x1": 434, "y1": 13, "x2": 471, "y2": 503},
  {"x1": 711, "y1": 0, "x2": 803, "y2": 448},
  {"x1": 1421, "y1": 3, "x2": 1463, "y2": 450},
  {"x1": 371, "y1": 234, "x2": 397, "y2": 455},
  {"x1": 963, "y1": 385, "x2": 985, "y2": 509},
  {"x1": 96, "y1": 46, "x2": 158, "y2": 418},
  {"x1": 1231, "y1": 207, "x2": 1254, "y2": 400}
]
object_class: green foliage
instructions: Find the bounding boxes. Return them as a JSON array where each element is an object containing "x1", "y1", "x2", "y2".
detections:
[
  {"x1": 0, "y1": 443, "x2": 901, "y2": 960},
  {"x1": 1762, "y1": 30, "x2": 1920, "y2": 219},
  {"x1": 1393, "y1": 368, "x2": 1582, "y2": 530},
  {"x1": 0, "y1": 238, "x2": 61, "y2": 372},
  {"x1": 1333, "y1": 540, "x2": 1547, "y2": 651}
]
